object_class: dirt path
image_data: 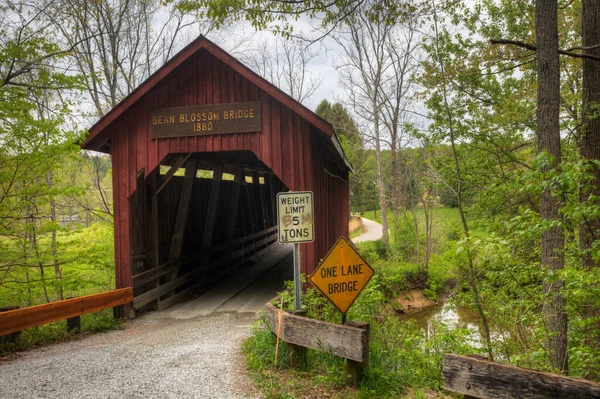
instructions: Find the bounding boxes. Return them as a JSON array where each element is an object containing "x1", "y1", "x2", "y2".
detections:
[{"x1": 352, "y1": 217, "x2": 383, "y2": 243}]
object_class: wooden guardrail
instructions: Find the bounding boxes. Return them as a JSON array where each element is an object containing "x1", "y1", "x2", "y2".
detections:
[
  {"x1": 0, "y1": 288, "x2": 133, "y2": 337},
  {"x1": 131, "y1": 226, "x2": 278, "y2": 310},
  {"x1": 263, "y1": 300, "x2": 370, "y2": 386},
  {"x1": 443, "y1": 354, "x2": 600, "y2": 399}
]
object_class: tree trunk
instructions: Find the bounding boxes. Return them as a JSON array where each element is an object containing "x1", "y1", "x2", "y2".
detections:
[
  {"x1": 374, "y1": 118, "x2": 390, "y2": 246},
  {"x1": 537, "y1": 0, "x2": 568, "y2": 374},
  {"x1": 580, "y1": 0, "x2": 600, "y2": 379},
  {"x1": 46, "y1": 171, "x2": 63, "y2": 301},
  {"x1": 431, "y1": 7, "x2": 493, "y2": 360}
]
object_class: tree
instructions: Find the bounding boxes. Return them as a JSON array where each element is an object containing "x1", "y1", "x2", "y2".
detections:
[
  {"x1": 536, "y1": 0, "x2": 568, "y2": 374},
  {"x1": 174, "y1": 0, "x2": 416, "y2": 39},
  {"x1": 49, "y1": 0, "x2": 217, "y2": 117},
  {"x1": 335, "y1": 10, "x2": 393, "y2": 246},
  {"x1": 242, "y1": 37, "x2": 322, "y2": 105},
  {"x1": 315, "y1": 100, "x2": 368, "y2": 212},
  {"x1": 379, "y1": 20, "x2": 420, "y2": 212},
  {"x1": 423, "y1": 2, "x2": 494, "y2": 360},
  {"x1": 0, "y1": 1, "x2": 83, "y2": 304},
  {"x1": 579, "y1": 0, "x2": 600, "y2": 378}
]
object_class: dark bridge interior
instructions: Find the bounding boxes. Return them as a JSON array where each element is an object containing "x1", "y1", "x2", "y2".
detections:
[{"x1": 129, "y1": 150, "x2": 288, "y2": 311}]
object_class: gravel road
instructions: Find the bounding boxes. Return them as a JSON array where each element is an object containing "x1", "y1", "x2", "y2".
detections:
[
  {"x1": 1, "y1": 311, "x2": 259, "y2": 399},
  {"x1": 0, "y1": 250, "x2": 295, "y2": 399}
]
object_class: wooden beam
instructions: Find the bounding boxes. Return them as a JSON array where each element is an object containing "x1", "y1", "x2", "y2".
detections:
[
  {"x1": 134, "y1": 256, "x2": 229, "y2": 309},
  {"x1": 155, "y1": 153, "x2": 192, "y2": 195},
  {"x1": 131, "y1": 260, "x2": 179, "y2": 287},
  {"x1": 225, "y1": 168, "x2": 243, "y2": 240},
  {"x1": 267, "y1": 173, "x2": 276, "y2": 226},
  {"x1": 202, "y1": 164, "x2": 224, "y2": 251},
  {"x1": 147, "y1": 172, "x2": 161, "y2": 309},
  {"x1": 0, "y1": 289, "x2": 133, "y2": 336},
  {"x1": 252, "y1": 170, "x2": 265, "y2": 231},
  {"x1": 130, "y1": 169, "x2": 147, "y2": 279},
  {"x1": 263, "y1": 301, "x2": 369, "y2": 362},
  {"x1": 156, "y1": 280, "x2": 204, "y2": 311},
  {"x1": 168, "y1": 157, "x2": 199, "y2": 262},
  {"x1": 242, "y1": 180, "x2": 256, "y2": 235},
  {"x1": 443, "y1": 354, "x2": 600, "y2": 399}
]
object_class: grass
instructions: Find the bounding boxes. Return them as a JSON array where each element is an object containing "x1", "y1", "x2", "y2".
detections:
[
  {"x1": 349, "y1": 224, "x2": 364, "y2": 239},
  {"x1": 243, "y1": 266, "x2": 478, "y2": 398},
  {"x1": 242, "y1": 206, "x2": 488, "y2": 398}
]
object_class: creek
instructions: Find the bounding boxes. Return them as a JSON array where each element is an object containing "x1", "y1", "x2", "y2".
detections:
[{"x1": 397, "y1": 296, "x2": 482, "y2": 342}]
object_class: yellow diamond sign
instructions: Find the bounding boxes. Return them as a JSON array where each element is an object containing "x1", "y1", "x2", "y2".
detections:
[{"x1": 310, "y1": 236, "x2": 375, "y2": 314}]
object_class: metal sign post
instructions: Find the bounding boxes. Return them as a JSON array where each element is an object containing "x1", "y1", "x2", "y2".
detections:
[
  {"x1": 276, "y1": 191, "x2": 314, "y2": 311},
  {"x1": 293, "y1": 243, "x2": 301, "y2": 310}
]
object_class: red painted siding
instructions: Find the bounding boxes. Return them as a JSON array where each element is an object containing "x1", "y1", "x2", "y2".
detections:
[{"x1": 103, "y1": 49, "x2": 348, "y2": 289}]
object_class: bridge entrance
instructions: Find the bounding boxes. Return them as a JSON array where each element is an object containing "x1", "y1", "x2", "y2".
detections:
[{"x1": 128, "y1": 151, "x2": 290, "y2": 311}]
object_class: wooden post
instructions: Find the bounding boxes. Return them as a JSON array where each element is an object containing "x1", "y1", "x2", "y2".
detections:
[
  {"x1": 287, "y1": 309, "x2": 308, "y2": 370},
  {"x1": 159, "y1": 157, "x2": 199, "y2": 307},
  {"x1": 65, "y1": 297, "x2": 81, "y2": 332},
  {"x1": 66, "y1": 315, "x2": 81, "y2": 332},
  {"x1": 202, "y1": 164, "x2": 224, "y2": 263},
  {"x1": 344, "y1": 321, "x2": 370, "y2": 387},
  {"x1": 225, "y1": 168, "x2": 244, "y2": 240},
  {"x1": 168, "y1": 157, "x2": 199, "y2": 263},
  {"x1": 0, "y1": 306, "x2": 20, "y2": 344},
  {"x1": 252, "y1": 170, "x2": 265, "y2": 231}
]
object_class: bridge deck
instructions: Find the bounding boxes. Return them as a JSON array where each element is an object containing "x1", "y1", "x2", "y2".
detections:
[{"x1": 169, "y1": 244, "x2": 293, "y2": 318}]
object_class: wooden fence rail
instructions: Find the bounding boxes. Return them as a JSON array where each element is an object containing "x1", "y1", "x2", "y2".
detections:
[
  {"x1": 0, "y1": 288, "x2": 133, "y2": 337},
  {"x1": 263, "y1": 300, "x2": 370, "y2": 386},
  {"x1": 443, "y1": 354, "x2": 600, "y2": 399},
  {"x1": 131, "y1": 226, "x2": 278, "y2": 310}
]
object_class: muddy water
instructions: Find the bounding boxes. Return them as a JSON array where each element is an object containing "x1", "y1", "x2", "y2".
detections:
[{"x1": 398, "y1": 298, "x2": 480, "y2": 333}]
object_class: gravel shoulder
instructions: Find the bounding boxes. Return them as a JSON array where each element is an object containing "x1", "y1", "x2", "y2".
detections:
[
  {"x1": 1, "y1": 310, "x2": 260, "y2": 399},
  {"x1": 0, "y1": 247, "x2": 296, "y2": 399}
]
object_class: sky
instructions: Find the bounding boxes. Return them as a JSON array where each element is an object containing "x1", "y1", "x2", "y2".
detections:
[{"x1": 206, "y1": 18, "x2": 345, "y2": 110}]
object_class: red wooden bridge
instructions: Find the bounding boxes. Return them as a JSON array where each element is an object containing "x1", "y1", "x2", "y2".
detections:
[{"x1": 81, "y1": 36, "x2": 352, "y2": 314}]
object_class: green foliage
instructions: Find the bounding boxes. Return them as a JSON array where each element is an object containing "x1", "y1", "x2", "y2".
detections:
[
  {"x1": 174, "y1": 0, "x2": 417, "y2": 36},
  {"x1": 355, "y1": 240, "x2": 389, "y2": 265}
]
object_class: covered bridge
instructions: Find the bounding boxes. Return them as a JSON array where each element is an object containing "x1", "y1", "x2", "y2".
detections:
[{"x1": 81, "y1": 36, "x2": 352, "y2": 313}]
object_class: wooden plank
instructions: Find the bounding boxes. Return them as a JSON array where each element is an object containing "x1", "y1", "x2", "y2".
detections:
[
  {"x1": 131, "y1": 260, "x2": 179, "y2": 287},
  {"x1": 150, "y1": 102, "x2": 261, "y2": 139},
  {"x1": 231, "y1": 234, "x2": 277, "y2": 259},
  {"x1": 133, "y1": 255, "x2": 230, "y2": 309},
  {"x1": 130, "y1": 169, "x2": 147, "y2": 282},
  {"x1": 263, "y1": 301, "x2": 369, "y2": 362},
  {"x1": 252, "y1": 170, "x2": 265, "y2": 230},
  {"x1": 211, "y1": 226, "x2": 278, "y2": 254},
  {"x1": 225, "y1": 168, "x2": 244, "y2": 240},
  {"x1": 155, "y1": 153, "x2": 192, "y2": 195},
  {"x1": 202, "y1": 164, "x2": 224, "y2": 250},
  {"x1": 443, "y1": 354, "x2": 600, "y2": 399},
  {"x1": 168, "y1": 157, "x2": 199, "y2": 262},
  {"x1": 0, "y1": 289, "x2": 133, "y2": 336},
  {"x1": 156, "y1": 280, "x2": 205, "y2": 311},
  {"x1": 134, "y1": 268, "x2": 203, "y2": 309}
]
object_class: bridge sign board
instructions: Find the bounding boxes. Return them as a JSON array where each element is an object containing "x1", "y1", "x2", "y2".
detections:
[
  {"x1": 276, "y1": 191, "x2": 314, "y2": 244},
  {"x1": 310, "y1": 236, "x2": 374, "y2": 314}
]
